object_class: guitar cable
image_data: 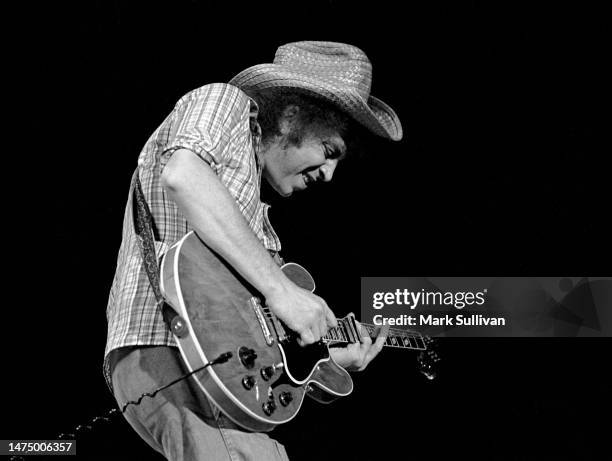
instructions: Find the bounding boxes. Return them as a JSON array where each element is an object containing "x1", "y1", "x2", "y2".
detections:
[
  {"x1": 118, "y1": 351, "x2": 233, "y2": 414},
  {"x1": 8, "y1": 351, "x2": 233, "y2": 461}
]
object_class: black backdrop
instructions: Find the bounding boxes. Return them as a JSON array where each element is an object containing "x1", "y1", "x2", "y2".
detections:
[{"x1": 5, "y1": 1, "x2": 610, "y2": 459}]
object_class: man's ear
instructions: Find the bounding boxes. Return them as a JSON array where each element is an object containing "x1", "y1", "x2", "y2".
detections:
[{"x1": 278, "y1": 105, "x2": 300, "y2": 135}]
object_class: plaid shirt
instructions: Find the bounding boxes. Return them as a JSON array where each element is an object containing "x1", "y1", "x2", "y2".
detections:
[{"x1": 104, "y1": 83, "x2": 282, "y2": 388}]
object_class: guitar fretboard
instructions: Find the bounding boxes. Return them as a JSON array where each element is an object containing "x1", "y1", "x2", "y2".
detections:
[
  {"x1": 261, "y1": 304, "x2": 427, "y2": 351},
  {"x1": 323, "y1": 317, "x2": 427, "y2": 351}
]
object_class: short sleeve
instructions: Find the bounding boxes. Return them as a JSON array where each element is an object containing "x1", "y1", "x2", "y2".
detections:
[{"x1": 160, "y1": 83, "x2": 251, "y2": 173}]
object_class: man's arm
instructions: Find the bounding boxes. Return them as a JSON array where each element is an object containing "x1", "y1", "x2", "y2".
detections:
[{"x1": 161, "y1": 148, "x2": 336, "y2": 344}]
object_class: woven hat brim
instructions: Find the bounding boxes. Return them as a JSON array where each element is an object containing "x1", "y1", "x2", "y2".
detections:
[{"x1": 229, "y1": 64, "x2": 403, "y2": 141}]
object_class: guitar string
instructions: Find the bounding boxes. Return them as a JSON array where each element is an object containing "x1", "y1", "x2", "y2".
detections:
[
  {"x1": 260, "y1": 306, "x2": 423, "y2": 339},
  {"x1": 260, "y1": 303, "x2": 433, "y2": 351},
  {"x1": 260, "y1": 307, "x2": 425, "y2": 341},
  {"x1": 260, "y1": 309, "x2": 424, "y2": 343},
  {"x1": 259, "y1": 309, "x2": 426, "y2": 349},
  {"x1": 260, "y1": 309, "x2": 352, "y2": 343}
]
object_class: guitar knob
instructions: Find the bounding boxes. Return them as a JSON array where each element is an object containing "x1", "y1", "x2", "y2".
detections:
[
  {"x1": 260, "y1": 366, "x2": 275, "y2": 381},
  {"x1": 242, "y1": 375, "x2": 256, "y2": 390},
  {"x1": 238, "y1": 347, "x2": 257, "y2": 369},
  {"x1": 279, "y1": 391, "x2": 293, "y2": 407},
  {"x1": 262, "y1": 399, "x2": 277, "y2": 416}
]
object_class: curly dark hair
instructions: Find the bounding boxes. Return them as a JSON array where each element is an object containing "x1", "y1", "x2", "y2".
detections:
[{"x1": 243, "y1": 87, "x2": 352, "y2": 148}]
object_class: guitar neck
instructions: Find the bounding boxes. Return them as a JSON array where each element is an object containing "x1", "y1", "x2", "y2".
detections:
[{"x1": 323, "y1": 317, "x2": 427, "y2": 351}]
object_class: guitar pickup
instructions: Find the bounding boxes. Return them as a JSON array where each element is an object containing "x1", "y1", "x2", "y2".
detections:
[{"x1": 249, "y1": 298, "x2": 275, "y2": 346}]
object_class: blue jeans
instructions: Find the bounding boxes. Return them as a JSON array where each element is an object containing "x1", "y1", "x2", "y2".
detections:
[{"x1": 109, "y1": 346, "x2": 290, "y2": 461}]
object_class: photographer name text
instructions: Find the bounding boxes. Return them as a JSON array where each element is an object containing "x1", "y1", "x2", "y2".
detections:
[{"x1": 372, "y1": 313, "x2": 506, "y2": 327}]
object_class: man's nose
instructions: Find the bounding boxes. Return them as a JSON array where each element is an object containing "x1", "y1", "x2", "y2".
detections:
[{"x1": 319, "y1": 159, "x2": 338, "y2": 182}]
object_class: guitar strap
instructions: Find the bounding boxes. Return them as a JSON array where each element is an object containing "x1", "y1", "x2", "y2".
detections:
[{"x1": 131, "y1": 169, "x2": 174, "y2": 325}]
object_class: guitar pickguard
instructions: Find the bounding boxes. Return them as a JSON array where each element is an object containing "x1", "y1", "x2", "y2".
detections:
[{"x1": 278, "y1": 340, "x2": 330, "y2": 383}]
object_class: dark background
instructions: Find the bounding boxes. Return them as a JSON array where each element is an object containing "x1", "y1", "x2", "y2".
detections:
[{"x1": 5, "y1": 0, "x2": 609, "y2": 459}]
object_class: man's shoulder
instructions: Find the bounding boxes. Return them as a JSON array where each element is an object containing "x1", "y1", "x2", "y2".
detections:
[{"x1": 176, "y1": 83, "x2": 251, "y2": 110}]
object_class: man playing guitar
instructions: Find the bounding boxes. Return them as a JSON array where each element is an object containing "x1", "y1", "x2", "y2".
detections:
[{"x1": 105, "y1": 41, "x2": 403, "y2": 460}]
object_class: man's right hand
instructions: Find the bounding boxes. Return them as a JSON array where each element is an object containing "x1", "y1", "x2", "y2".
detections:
[{"x1": 264, "y1": 281, "x2": 337, "y2": 346}]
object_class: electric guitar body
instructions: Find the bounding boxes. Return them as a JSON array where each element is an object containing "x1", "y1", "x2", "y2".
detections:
[{"x1": 159, "y1": 231, "x2": 353, "y2": 432}]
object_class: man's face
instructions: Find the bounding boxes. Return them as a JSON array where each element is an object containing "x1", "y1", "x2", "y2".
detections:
[{"x1": 262, "y1": 130, "x2": 346, "y2": 197}]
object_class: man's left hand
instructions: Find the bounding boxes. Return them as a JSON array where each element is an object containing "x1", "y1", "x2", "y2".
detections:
[{"x1": 329, "y1": 322, "x2": 389, "y2": 371}]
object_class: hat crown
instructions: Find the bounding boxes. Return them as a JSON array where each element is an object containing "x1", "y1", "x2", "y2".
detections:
[
  {"x1": 273, "y1": 41, "x2": 372, "y2": 100},
  {"x1": 228, "y1": 41, "x2": 403, "y2": 141}
]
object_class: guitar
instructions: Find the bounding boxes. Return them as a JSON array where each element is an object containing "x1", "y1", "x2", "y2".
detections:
[{"x1": 159, "y1": 231, "x2": 439, "y2": 432}]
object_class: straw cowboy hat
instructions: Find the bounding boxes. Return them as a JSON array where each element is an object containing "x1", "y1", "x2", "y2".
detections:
[{"x1": 229, "y1": 41, "x2": 403, "y2": 141}]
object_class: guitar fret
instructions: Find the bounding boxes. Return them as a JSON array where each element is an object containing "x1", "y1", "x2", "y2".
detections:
[
  {"x1": 329, "y1": 324, "x2": 346, "y2": 343},
  {"x1": 350, "y1": 318, "x2": 360, "y2": 342},
  {"x1": 343, "y1": 319, "x2": 356, "y2": 343},
  {"x1": 340, "y1": 320, "x2": 350, "y2": 343},
  {"x1": 337, "y1": 320, "x2": 344, "y2": 342}
]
